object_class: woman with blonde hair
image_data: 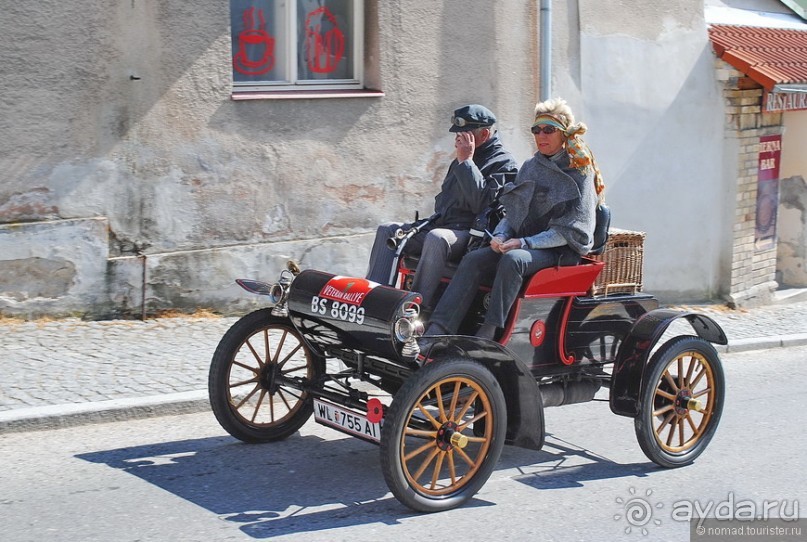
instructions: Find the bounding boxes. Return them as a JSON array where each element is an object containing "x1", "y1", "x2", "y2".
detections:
[{"x1": 422, "y1": 97, "x2": 604, "y2": 341}]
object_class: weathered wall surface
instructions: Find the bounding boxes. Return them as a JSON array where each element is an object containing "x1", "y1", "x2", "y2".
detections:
[
  {"x1": 781, "y1": 110, "x2": 807, "y2": 181},
  {"x1": 0, "y1": 0, "x2": 539, "y2": 317},
  {"x1": 778, "y1": 176, "x2": 807, "y2": 286},
  {"x1": 778, "y1": 109, "x2": 807, "y2": 286},
  {"x1": 552, "y1": 0, "x2": 730, "y2": 302},
  {"x1": 4, "y1": 0, "x2": 797, "y2": 317},
  {"x1": 0, "y1": 218, "x2": 109, "y2": 315}
]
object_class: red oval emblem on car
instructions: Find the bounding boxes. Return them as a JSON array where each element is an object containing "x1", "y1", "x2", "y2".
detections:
[{"x1": 530, "y1": 320, "x2": 547, "y2": 347}]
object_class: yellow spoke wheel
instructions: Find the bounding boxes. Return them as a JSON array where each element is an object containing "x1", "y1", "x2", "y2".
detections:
[
  {"x1": 381, "y1": 358, "x2": 506, "y2": 513},
  {"x1": 635, "y1": 337, "x2": 724, "y2": 468}
]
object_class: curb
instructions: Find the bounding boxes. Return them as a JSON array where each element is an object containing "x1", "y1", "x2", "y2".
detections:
[
  {"x1": 0, "y1": 390, "x2": 210, "y2": 434},
  {"x1": 718, "y1": 333, "x2": 807, "y2": 353},
  {"x1": 2, "y1": 335, "x2": 807, "y2": 434}
]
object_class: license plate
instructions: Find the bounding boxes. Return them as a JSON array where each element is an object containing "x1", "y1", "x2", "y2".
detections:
[{"x1": 313, "y1": 399, "x2": 383, "y2": 443}]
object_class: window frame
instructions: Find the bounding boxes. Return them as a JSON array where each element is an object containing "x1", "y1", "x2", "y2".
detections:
[{"x1": 231, "y1": 0, "x2": 365, "y2": 94}]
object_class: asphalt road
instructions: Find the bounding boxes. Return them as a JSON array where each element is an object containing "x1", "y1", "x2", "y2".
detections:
[{"x1": 2, "y1": 346, "x2": 806, "y2": 542}]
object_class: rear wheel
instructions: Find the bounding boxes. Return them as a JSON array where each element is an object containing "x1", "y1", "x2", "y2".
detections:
[
  {"x1": 578, "y1": 319, "x2": 632, "y2": 364},
  {"x1": 209, "y1": 309, "x2": 323, "y2": 443},
  {"x1": 380, "y1": 358, "x2": 507, "y2": 512},
  {"x1": 634, "y1": 336, "x2": 724, "y2": 467}
]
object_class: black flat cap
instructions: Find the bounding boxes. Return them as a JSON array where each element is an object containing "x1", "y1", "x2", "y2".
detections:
[{"x1": 449, "y1": 104, "x2": 497, "y2": 132}]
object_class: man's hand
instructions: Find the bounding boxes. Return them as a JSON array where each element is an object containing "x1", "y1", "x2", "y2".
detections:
[
  {"x1": 491, "y1": 237, "x2": 523, "y2": 254},
  {"x1": 499, "y1": 238, "x2": 523, "y2": 253},
  {"x1": 455, "y1": 131, "x2": 475, "y2": 162},
  {"x1": 490, "y1": 235, "x2": 507, "y2": 253}
]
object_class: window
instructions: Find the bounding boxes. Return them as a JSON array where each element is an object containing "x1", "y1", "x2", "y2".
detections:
[{"x1": 230, "y1": 0, "x2": 365, "y2": 93}]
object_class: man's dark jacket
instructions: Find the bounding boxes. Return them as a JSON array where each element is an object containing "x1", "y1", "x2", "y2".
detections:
[{"x1": 433, "y1": 132, "x2": 518, "y2": 230}]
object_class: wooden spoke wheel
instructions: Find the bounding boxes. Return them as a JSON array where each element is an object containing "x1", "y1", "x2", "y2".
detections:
[
  {"x1": 380, "y1": 358, "x2": 506, "y2": 513},
  {"x1": 209, "y1": 309, "x2": 323, "y2": 443},
  {"x1": 578, "y1": 319, "x2": 633, "y2": 365},
  {"x1": 635, "y1": 336, "x2": 724, "y2": 468}
]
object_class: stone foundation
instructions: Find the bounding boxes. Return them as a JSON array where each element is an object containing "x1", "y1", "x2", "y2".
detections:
[{"x1": 0, "y1": 217, "x2": 373, "y2": 319}]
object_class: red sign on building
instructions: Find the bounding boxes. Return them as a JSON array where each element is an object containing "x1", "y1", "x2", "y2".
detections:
[{"x1": 755, "y1": 134, "x2": 782, "y2": 250}]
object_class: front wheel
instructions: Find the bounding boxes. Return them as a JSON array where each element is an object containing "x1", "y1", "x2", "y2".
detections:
[
  {"x1": 634, "y1": 336, "x2": 725, "y2": 468},
  {"x1": 380, "y1": 358, "x2": 507, "y2": 513},
  {"x1": 209, "y1": 309, "x2": 323, "y2": 443}
]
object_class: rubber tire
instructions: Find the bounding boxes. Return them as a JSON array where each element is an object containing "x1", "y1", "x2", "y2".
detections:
[
  {"x1": 380, "y1": 358, "x2": 507, "y2": 513},
  {"x1": 634, "y1": 336, "x2": 725, "y2": 468},
  {"x1": 209, "y1": 309, "x2": 323, "y2": 443}
]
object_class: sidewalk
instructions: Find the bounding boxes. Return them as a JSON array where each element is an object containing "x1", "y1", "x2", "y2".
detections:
[{"x1": 2, "y1": 296, "x2": 806, "y2": 434}]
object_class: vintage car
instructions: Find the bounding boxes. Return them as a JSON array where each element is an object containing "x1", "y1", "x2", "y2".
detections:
[{"x1": 208, "y1": 208, "x2": 727, "y2": 513}]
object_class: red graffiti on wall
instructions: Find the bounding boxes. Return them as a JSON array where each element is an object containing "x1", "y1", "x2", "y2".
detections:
[
  {"x1": 233, "y1": 7, "x2": 275, "y2": 76},
  {"x1": 305, "y1": 7, "x2": 345, "y2": 74}
]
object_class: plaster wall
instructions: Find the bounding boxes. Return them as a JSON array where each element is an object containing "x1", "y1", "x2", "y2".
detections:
[
  {"x1": 705, "y1": 0, "x2": 796, "y2": 14},
  {"x1": 781, "y1": 110, "x2": 807, "y2": 180},
  {"x1": 777, "y1": 110, "x2": 807, "y2": 286},
  {"x1": 551, "y1": 0, "x2": 730, "y2": 301},
  {"x1": 2, "y1": 0, "x2": 781, "y2": 316},
  {"x1": 0, "y1": 0, "x2": 540, "y2": 317}
]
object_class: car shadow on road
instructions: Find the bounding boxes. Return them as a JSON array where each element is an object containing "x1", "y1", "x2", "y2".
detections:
[
  {"x1": 500, "y1": 433, "x2": 658, "y2": 490},
  {"x1": 76, "y1": 432, "x2": 428, "y2": 538},
  {"x1": 76, "y1": 430, "x2": 658, "y2": 538}
]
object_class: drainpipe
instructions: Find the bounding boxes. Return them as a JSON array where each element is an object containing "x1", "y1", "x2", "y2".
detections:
[{"x1": 540, "y1": 0, "x2": 552, "y2": 101}]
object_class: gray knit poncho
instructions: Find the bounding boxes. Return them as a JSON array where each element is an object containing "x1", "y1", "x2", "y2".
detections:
[{"x1": 495, "y1": 150, "x2": 597, "y2": 255}]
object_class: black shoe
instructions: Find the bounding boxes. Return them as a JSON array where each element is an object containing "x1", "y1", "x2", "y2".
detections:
[{"x1": 475, "y1": 323, "x2": 498, "y2": 340}]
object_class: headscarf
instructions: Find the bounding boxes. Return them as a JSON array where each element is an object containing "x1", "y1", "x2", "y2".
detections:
[{"x1": 532, "y1": 113, "x2": 605, "y2": 199}]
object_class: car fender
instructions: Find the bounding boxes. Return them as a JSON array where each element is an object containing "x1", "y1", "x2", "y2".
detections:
[
  {"x1": 422, "y1": 336, "x2": 545, "y2": 451},
  {"x1": 610, "y1": 309, "x2": 728, "y2": 417}
]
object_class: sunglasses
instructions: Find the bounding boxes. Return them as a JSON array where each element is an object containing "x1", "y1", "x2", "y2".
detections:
[
  {"x1": 531, "y1": 125, "x2": 559, "y2": 135},
  {"x1": 452, "y1": 116, "x2": 488, "y2": 128}
]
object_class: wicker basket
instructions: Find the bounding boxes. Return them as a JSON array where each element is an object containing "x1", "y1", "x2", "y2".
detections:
[{"x1": 589, "y1": 228, "x2": 645, "y2": 296}]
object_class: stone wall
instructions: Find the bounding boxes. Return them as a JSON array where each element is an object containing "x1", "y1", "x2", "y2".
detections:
[
  {"x1": 0, "y1": 218, "x2": 110, "y2": 317},
  {"x1": 715, "y1": 59, "x2": 783, "y2": 307}
]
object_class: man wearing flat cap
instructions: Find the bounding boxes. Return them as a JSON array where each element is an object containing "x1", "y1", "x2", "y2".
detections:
[{"x1": 366, "y1": 104, "x2": 518, "y2": 315}]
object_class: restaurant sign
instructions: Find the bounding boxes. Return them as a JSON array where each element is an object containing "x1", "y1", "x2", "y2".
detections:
[{"x1": 764, "y1": 90, "x2": 807, "y2": 113}]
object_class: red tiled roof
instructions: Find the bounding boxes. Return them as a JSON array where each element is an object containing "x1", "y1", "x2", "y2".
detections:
[{"x1": 709, "y1": 24, "x2": 807, "y2": 90}]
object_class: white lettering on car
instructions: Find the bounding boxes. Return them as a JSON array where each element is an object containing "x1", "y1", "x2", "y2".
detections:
[{"x1": 311, "y1": 296, "x2": 365, "y2": 325}]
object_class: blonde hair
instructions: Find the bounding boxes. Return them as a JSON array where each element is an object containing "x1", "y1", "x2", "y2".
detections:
[{"x1": 534, "y1": 97, "x2": 576, "y2": 129}]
